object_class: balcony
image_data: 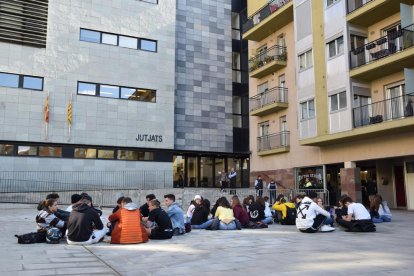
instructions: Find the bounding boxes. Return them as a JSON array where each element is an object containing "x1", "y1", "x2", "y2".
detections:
[
  {"x1": 349, "y1": 24, "x2": 414, "y2": 80},
  {"x1": 300, "y1": 93, "x2": 414, "y2": 146},
  {"x1": 346, "y1": 0, "x2": 414, "y2": 27},
  {"x1": 242, "y1": 0, "x2": 293, "y2": 42},
  {"x1": 257, "y1": 131, "x2": 290, "y2": 156},
  {"x1": 249, "y1": 87, "x2": 288, "y2": 116},
  {"x1": 249, "y1": 45, "x2": 287, "y2": 79}
]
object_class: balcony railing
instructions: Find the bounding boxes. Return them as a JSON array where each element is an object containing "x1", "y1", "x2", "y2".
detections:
[
  {"x1": 346, "y1": 0, "x2": 373, "y2": 14},
  {"x1": 242, "y1": 0, "x2": 291, "y2": 34},
  {"x1": 257, "y1": 131, "x2": 290, "y2": 152},
  {"x1": 249, "y1": 45, "x2": 287, "y2": 72},
  {"x1": 349, "y1": 24, "x2": 414, "y2": 69},
  {"x1": 353, "y1": 93, "x2": 414, "y2": 128},
  {"x1": 250, "y1": 86, "x2": 288, "y2": 111}
]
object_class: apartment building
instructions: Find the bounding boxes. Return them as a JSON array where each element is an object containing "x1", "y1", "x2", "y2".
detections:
[
  {"x1": 0, "y1": 0, "x2": 250, "y2": 189},
  {"x1": 244, "y1": 0, "x2": 414, "y2": 210}
]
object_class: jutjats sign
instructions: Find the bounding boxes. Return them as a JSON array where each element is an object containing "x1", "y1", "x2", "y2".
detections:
[{"x1": 136, "y1": 134, "x2": 163, "y2": 142}]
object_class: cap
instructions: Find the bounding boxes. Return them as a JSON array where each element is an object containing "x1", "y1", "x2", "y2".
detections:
[{"x1": 194, "y1": 195, "x2": 202, "y2": 201}]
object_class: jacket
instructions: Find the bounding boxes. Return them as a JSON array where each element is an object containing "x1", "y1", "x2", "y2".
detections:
[
  {"x1": 191, "y1": 206, "x2": 210, "y2": 225},
  {"x1": 232, "y1": 204, "x2": 249, "y2": 226},
  {"x1": 167, "y1": 202, "x2": 185, "y2": 231},
  {"x1": 295, "y1": 197, "x2": 330, "y2": 230},
  {"x1": 67, "y1": 202, "x2": 103, "y2": 242},
  {"x1": 108, "y1": 203, "x2": 148, "y2": 244},
  {"x1": 272, "y1": 202, "x2": 296, "y2": 219},
  {"x1": 36, "y1": 209, "x2": 66, "y2": 231}
]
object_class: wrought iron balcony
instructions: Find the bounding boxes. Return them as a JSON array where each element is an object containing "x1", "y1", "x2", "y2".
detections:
[
  {"x1": 349, "y1": 24, "x2": 414, "y2": 69},
  {"x1": 249, "y1": 87, "x2": 288, "y2": 116},
  {"x1": 353, "y1": 93, "x2": 414, "y2": 128},
  {"x1": 249, "y1": 45, "x2": 287, "y2": 78},
  {"x1": 257, "y1": 131, "x2": 290, "y2": 153},
  {"x1": 242, "y1": 0, "x2": 292, "y2": 34},
  {"x1": 346, "y1": 0, "x2": 373, "y2": 14}
]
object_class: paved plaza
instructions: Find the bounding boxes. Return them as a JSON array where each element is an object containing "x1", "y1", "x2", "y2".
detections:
[{"x1": 2, "y1": 204, "x2": 414, "y2": 275}]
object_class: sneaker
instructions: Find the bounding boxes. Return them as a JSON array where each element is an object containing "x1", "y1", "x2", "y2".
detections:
[{"x1": 320, "y1": 225, "x2": 335, "y2": 232}]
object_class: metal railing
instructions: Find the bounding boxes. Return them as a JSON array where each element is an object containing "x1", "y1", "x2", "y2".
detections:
[
  {"x1": 257, "y1": 131, "x2": 290, "y2": 152},
  {"x1": 249, "y1": 86, "x2": 288, "y2": 111},
  {"x1": 249, "y1": 45, "x2": 287, "y2": 73},
  {"x1": 346, "y1": 0, "x2": 373, "y2": 14},
  {"x1": 353, "y1": 93, "x2": 414, "y2": 128},
  {"x1": 349, "y1": 24, "x2": 414, "y2": 69},
  {"x1": 241, "y1": 0, "x2": 291, "y2": 33}
]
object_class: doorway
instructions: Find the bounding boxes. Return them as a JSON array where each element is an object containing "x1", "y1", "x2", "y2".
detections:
[{"x1": 394, "y1": 165, "x2": 407, "y2": 207}]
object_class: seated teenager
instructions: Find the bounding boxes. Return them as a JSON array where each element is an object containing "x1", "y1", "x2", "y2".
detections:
[
  {"x1": 263, "y1": 196, "x2": 274, "y2": 222},
  {"x1": 336, "y1": 196, "x2": 376, "y2": 232},
  {"x1": 370, "y1": 195, "x2": 392, "y2": 223},
  {"x1": 108, "y1": 197, "x2": 148, "y2": 244},
  {"x1": 296, "y1": 192, "x2": 335, "y2": 233},
  {"x1": 144, "y1": 199, "x2": 173, "y2": 240},
  {"x1": 106, "y1": 196, "x2": 124, "y2": 236},
  {"x1": 231, "y1": 196, "x2": 249, "y2": 227},
  {"x1": 140, "y1": 194, "x2": 155, "y2": 218},
  {"x1": 316, "y1": 197, "x2": 333, "y2": 226},
  {"x1": 191, "y1": 199, "x2": 213, "y2": 229},
  {"x1": 164, "y1": 194, "x2": 185, "y2": 236},
  {"x1": 272, "y1": 197, "x2": 296, "y2": 224},
  {"x1": 186, "y1": 195, "x2": 202, "y2": 223},
  {"x1": 38, "y1": 193, "x2": 70, "y2": 221},
  {"x1": 377, "y1": 195, "x2": 392, "y2": 222},
  {"x1": 36, "y1": 198, "x2": 67, "y2": 234},
  {"x1": 248, "y1": 197, "x2": 272, "y2": 225},
  {"x1": 213, "y1": 197, "x2": 237, "y2": 230},
  {"x1": 66, "y1": 194, "x2": 81, "y2": 212},
  {"x1": 66, "y1": 196, "x2": 106, "y2": 245}
]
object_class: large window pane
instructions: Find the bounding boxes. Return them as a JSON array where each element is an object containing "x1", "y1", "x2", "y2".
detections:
[
  {"x1": 215, "y1": 158, "x2": 225, "y2": 188},
  {"x1": 173, "y1": 155, "x2": 185, "y2": 188},
  {"x1": 301, "y1": 102, "x2": 307, "y2": 120},
  {"x1": 330, "y1": 95, "x2": 338, "y2": 111},
  {"x1": 328, "y1": 41, "x2": 336, "y2": 57},
  {"x1": 308, "y1": 100, "x2": 315, "y2": 118},
  {"x1": 121, "y1": 88, "x2": 155, "y2": 102},
  {"x1": 100, "y1": 85, "x2": 119, "y2": 98},
  {"x1": 119, "y1": 36, "x2": 138, "y2": 49},
  {"x1": 339, "y1": 92, "x2": 347, "y2": 109},
  {"x1": 23, "y1": 76, "x2": 43, "y2": 90},
  {"x1": 228, "y1": 158, "x2": 241, "y2": 188},
  {"x1": 187, "y1": 157, "x2": 198, "y2": 187},
  {"x1": 78, "y1": 82, "x2": 97, "y2": 95},
  {"x1": 0, "y1": 73, "x2": 19, "y2": 88},
  {"x1": 17, "y1": 146, "x2": 37, "y2": 156},
  {"x1": 74, "y1": 148, "x2": 96, "y2": 158},
  {"x1": 117, "y1": 150, "x2": 139, "y2": 160},
  {"x1": 80, "y1": 29, "x2": 101, "y2": 43},
  {"x1": 39, "y1": 146, "x2": 62, "y2": 157},
  {"x1": 102, "y1": 33, "x2": 118, "y2": 45},
  {"x1": 140, "y1": 39, "x2": 157, "y2": 52},
  {"x1": 337, "y1": 36, "x2": 344, "y2": 54},
  {"x1": 200, "y1": 157, "x2": 213, "y2": 187},
  {"x1": 98, "y1": 149, "x2": 114, "y2": 159},
  {"x1": 0, "y1": 144, "x2": 14, "y2": 155}
]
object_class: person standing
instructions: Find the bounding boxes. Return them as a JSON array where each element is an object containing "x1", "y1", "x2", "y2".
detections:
[
  {"x1": 255, "y1": 175, "x2": 264, "y2": 198},
  {"x1": 268, "y1": 179, "x2": 277, "y2": 204},
  {"x1": 228, "y1": 168, "x2": 237, "y2": 194},
  {"x1": 366, "y1": 178, "x2": 377, "y2": 203},
  {"x1": 219, "y1": 170, "x2": 228, "y2": 191}
]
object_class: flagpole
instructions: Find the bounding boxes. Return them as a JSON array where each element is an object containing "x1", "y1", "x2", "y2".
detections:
[
  {"x1": 45, "y1": 92, "x2": 49, "y2": 140},
  {"x1": 68, "y1": 94, "x2": 72, "y2": 142}
]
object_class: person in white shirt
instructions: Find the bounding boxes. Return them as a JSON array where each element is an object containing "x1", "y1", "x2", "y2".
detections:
[
  {"x1": 295, "y1": 192, "x2": 335, "y2": 233},
  {"x1": 337, "y1": 196, "x2": 376, "y2": 232}
]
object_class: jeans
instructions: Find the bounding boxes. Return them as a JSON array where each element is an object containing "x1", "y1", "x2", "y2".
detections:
[
  {"x1": 372, "y1": 215, "x2": 391, "y2": 223},
  {"x1": 219, "y1": 221, "x2": 237, "y2": 230},
  {"x1": 324, "y1": 217, "x2": 334, "y2": 226},
  {"x1": 261, "y1": 217, "x2": 273, "y2": 225},
  {"x1": 191, "y1": 219, "x2": 214, "y2": 229}
]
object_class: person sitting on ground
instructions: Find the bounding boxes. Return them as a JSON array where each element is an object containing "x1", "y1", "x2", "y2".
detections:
[
  {"x1": 66, "y1": 194, "x2": 82, "y2": 212},
  {"x1": 249, "y1": 197, "x2": 273, "y2": 225},
  {"x1": 272, "y1": 197, "x2": 296, "y2": 224},
  {"x1": 213, "y1": 197, "x2": 237, "y2": 230},
  {"x1": 316, "y1": 197, "x2": 333, "y2": 226},
  {"x1": 296, "y1": 192, "x2": 335, "y2": 233},
  {"x1": 106, "y1": 196, "x2": 124, "y2": 236},
  {"x1": 164, "y1": 194, "x2": 185, "y2": 236},
  {"x1": 186, "y1": 195, "x2": 202, "y2": 223},
  {"x1": 38, "y1": 193, "x2": 70, "y2": 221},
  {"x1": 370, "y1": 195, "x2": 392, "y2": 223},
  {"x1": 80, "y1": 193, "x2": 103, "y2": 216},
  {"x1": 36, "y1": 198, "x2": 67, "y2": 234},
  {"x1": 191, "y1": 198, "x2": 214, "y2": 229},
  {"x1": 336, "y1": 196, "x2": 376, "y2": 232},
  {"x1": 263, "y1": 196, "x2": 274, "y2": 222},
  {"x1": 140, "y1": 194, "x2": 155, "y2": 218},
  {"x1": 66, "y1": 195, "x2": 106, "y2": 245},
  {"x1": 334, "y1": 195, "x2": 349, "y2": 222},
  {"x1": 108, "y1": 197, "x2": 148, "y2": 244},
  {"x1": 211, "y1": 198, "x2": 221, "y2": 218},
  {"x1": 231, "y1": 195, "x2": 249, "y2": 228},
  {"x1": 144, "y1": 199, "x2": 173, "y2": 240},
  {"x1": 242, "y1": 197, "x2": 251, "y2": 212}
]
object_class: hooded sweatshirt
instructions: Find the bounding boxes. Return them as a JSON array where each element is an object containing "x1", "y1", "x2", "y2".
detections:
[
  {"x1": 296, "y1": 196, "x2": 330, "y2": 230},
  {"x1": 109, "y1": 202, "x2": 148, "y2": 244},
  {"x1": 67, "y1": 202, "x2": 103, "y2": 242},
  {"x1": 166, "y1": 202, "x2": 185, "y2": 231}
]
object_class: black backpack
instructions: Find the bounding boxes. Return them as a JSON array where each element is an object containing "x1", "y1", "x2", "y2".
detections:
[
  {"x1": 281, "y1": 205, "x2": 297, "y2": 225},
  {"x1": 15, "y1": 231, "x2": 46, "y2": 244}
]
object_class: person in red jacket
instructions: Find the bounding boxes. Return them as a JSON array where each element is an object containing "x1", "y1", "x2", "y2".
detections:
[
  {"x1": 231, "y1": 195, "x2": 249, "y2": 227},
  {"x1": 108, "y1": 197, "x2": 149, "y2": 244}
]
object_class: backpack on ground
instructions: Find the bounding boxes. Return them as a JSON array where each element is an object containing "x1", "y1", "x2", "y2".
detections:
[
  {"x1": 15, "y1": 231, "x2": 46, "y2": 244},
  {"x1": 281, "y1": 206, "x2": 296, "y2": 225}
]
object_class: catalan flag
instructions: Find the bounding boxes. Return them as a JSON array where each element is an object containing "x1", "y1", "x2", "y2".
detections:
[
  {"x1": 44, "y1": 95, "x2": 49, "y2": 123},
  {"x1": 67, "y1": 98, "x2": 72, "y2": 126}
]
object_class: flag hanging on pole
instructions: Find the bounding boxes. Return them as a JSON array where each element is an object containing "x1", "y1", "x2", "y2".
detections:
[
  {"x1": 67, "y1": 95, "x2": 72, "y2": 141},
  {"x1": 44, "y1": 95, "x2": 49, "y2": 123}
]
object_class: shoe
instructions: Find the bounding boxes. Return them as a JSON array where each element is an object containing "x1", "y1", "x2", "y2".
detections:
[{"x1": 320, "y1": 225, "x2": 335, "y2": 232}]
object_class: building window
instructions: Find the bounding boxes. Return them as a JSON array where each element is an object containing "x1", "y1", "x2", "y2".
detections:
[
  {"x1": 139, "y1": 0, "x2": 158, "y2": 4},
  {"x1": 0, "y1": 72, "x2": 43, "y2": 91},
  {"x1": 327, "y1": 36, "x2": 344, "y2": 58},
  {"x1": 80, "y1": 28, "x2": 157, "y2": 52},
  {"x1": 300, "y1": 99, "x2": 315, "y2": 120},
  {"x1": 327, "y1": 0, "x2": 340, "y2": 7},
  {"x1": 78, "y1": 82, "x2": 156, "y2": 102},
  {"x1": 330, "y1": 91, "x2": 347, "y2": 112},
  {"x1": 17, "y1": 146, "x2": 37, "y2": 156},
  {"x1": 298, "y1": 50, "x2": 312, "y2": 70},
  {"x1": 74, "y1": 148, "x2": 97, "y2": 159},
  {"x1": 98, "y1": 149, "x2": 115, "y2": 159},
  {"x1": 39, "y1": 146, "x2": 62, "y2": 157},
  {"x1": 0, "y1": 144, "x2": 14, "y2": 155}
]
